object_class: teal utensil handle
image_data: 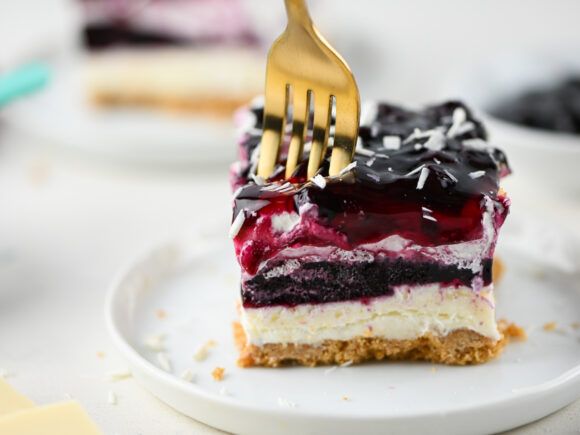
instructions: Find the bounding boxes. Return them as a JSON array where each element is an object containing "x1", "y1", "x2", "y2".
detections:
[{"x1": 0, "y1": 63, "x2": 50, "y2": 107}]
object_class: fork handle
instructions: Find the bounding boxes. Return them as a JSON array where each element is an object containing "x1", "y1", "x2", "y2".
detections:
[{"x1": 284, "y1": 0, "x2": 312, "y2": 27}]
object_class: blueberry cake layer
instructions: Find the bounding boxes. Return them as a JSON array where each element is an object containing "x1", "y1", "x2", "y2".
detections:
[
  {"x1": 230, "y1": 100, "x2": 514, "y2": 366},
  {"x1": 79, "y1": 0, "x2": 263, "y2": 115}
]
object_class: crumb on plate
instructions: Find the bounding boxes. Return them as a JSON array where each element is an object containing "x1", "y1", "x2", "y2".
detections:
[
  {"x1": 277, "y1": 397, "x2": 296, "y2": 408},
  {"x1": 193, "y1": 340, "x2": 217, "y2": 361},
  {"x1": 105, "y1": 369, "x2": 132, "y2": 382},
  {"x1": 157, "y1": 352, "x2": 172, "y2": 372},
  {"x1": 180, "y1": 369, "x2": 195, "y2": 382},
  {"x1": 500, "y1": 320, "x2": 527, "y2": 340},
  {"x1": 144, "y1": 333, "x2": 166, "y2": 352},
  {"x1": 212, "y1": 367, "x2": 225, "y2": 381}
]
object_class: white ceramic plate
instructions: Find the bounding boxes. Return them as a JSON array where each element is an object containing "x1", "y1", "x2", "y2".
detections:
[
  {"x1": 2, "y1": 58, "x2": 237, "y2": 167},
  {"x1": 105, "y1": 216, "x2": 580, "y2": 435}
]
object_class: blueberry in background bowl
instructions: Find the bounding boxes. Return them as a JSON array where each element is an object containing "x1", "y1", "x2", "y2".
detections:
[
  {"x1": 491, "y1": 77, "x2": 580, "y2": 135},
  {"x1": 445, "y1": 50, "x2": 580, "y2": 196}
]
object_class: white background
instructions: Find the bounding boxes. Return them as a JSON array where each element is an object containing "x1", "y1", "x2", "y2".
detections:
[{"x1": 1, "y1": 0, "x2": 579, "y2": 433}]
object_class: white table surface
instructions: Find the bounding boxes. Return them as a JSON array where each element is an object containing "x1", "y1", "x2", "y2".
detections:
[
  {"x1": 0, "y1": 123, "x2": 579, "y2": 435},
  {"x1": 1, "y1": 0, "x2": 580, "y2": 433}
]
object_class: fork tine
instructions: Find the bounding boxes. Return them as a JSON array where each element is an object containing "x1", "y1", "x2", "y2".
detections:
[
  {"x1": 307, "y1": 94, "x2": 332, "y2": 179},
  {"x1": 285, "y1": 88, "x2": 311, "y2": 179},
  {"x1": 257, "y1": 84, "x2": 290, "y2": 178},
  {"x1": 329, "y1": 97, "x2": 360, "y2": 176}
]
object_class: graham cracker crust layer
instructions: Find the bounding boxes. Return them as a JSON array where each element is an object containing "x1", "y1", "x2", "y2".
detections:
[
  {"x1": 89, "y1": 93, "x2": 251, "y2": 117},
  {"x1": 233, "y1": 320, "x2": 525, "y2": 367}
]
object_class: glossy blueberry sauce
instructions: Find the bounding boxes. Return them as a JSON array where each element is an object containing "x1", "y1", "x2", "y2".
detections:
[{"x1": 232, "y1": 101, "x2": 511, "y2": 277}]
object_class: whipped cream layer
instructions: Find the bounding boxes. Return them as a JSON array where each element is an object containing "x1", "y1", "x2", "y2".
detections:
[
  {"x1": 241, "y1": 284, "x2": 500, "y2": 346},
  {"x1": 245, "y1": 197, "x2": 496, "y2": 281}
]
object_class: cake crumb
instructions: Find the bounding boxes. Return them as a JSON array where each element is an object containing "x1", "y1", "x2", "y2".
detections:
[
  {"x1": 193, "y1": 340, "x2": 217, "y2": 361},
  {"x1": 212, "y1": 367, "x2": 225, "y2": 381},
  {"x1": 324, "y1": 366, "x2": 338, "y2": 375},
  {"x1": 105, "y1": 369, "x2": 132, "y2": 382},
  {"x1": 500, "y1": 321, "x2": 527, "y2": 341},
  {"x1": 277, "y1": 397, "x2": 296, "y2": 408},
  {"x1": 341, "y1": 395, "x2": 350, "y2": 401},
  {"x1": 543, "y1": 322, "x2": 557, "y2": 332},
  {"x1": 180, "y1": 369, "x2": 195, "y2": 383},
  {"x1": 108, "y1": 391, "x2": 117, "y2": 406},
  {"x1": 571, "y1": 322, "x2": 580, "y2": 330},
  {"x1": 96, "y1": 351, "x2": 106, "y2": 359},
  {"x1": 340, "y1": 360, "x2": 354, "y2": 368},
  {"x1": 143, "y1": 333, "x2": 166, "y2": 352},
  {"x1": 430, "y1": 366, "x2": 438, "y2": 373},
  {"x1": 157, "y1": 352, "x2": 172, "y2": 373},
  {"x1": 155, "y1": 309, "x2": 167, "y2": 320}
]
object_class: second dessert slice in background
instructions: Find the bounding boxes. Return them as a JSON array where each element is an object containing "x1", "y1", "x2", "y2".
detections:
[{"x1": 80, "y1": 0, "x2": 265, "y2": 116}]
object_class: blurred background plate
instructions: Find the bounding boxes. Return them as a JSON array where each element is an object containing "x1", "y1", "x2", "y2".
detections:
[{"x1": 2, "y1": 57, "x2": 237, "y2": 167}]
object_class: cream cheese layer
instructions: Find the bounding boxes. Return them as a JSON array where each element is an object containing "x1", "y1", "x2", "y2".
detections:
[
  {"x1": 86, "y1": 48, "x2": 264, "y2": 99},
  {"x1": 241, "y1": 284, "x2": 500, "y2": 346}
]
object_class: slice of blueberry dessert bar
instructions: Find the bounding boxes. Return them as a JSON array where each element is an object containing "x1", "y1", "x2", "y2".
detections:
[
  {"x1": 230, "y1": 99, "x2": 519, "y2": 367},
  {"x1": 79, "y1": 0, "x2": 264, "y2": 116}
]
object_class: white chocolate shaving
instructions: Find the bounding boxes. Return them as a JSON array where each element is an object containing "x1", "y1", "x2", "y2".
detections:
[
  {"x1": 229, "y1": 211, "x2": 245, "y2": 239},
  {"x1": 416, "y1": 167, "x2": 430, "y2": 190}
]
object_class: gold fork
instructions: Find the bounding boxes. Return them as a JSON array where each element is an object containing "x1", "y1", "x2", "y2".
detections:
[{"x1": 256, "y1": 0, "x2": 360, "y2": 180}]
